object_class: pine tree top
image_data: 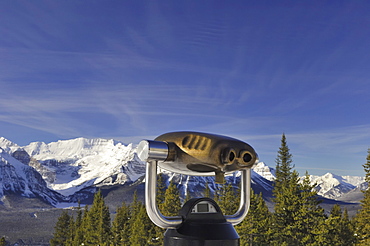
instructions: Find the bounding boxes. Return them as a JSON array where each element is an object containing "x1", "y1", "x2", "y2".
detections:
[
  {"x1": 273, "y1": 133, "x2": 295, "y2": 192},
  {"x1": 363, "y1": 148, "x2": 370, "y2": 183}
]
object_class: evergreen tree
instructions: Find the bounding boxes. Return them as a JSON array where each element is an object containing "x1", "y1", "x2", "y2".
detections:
[
  {"x1": 236, "y1": 190, "x2": 272, "y2": 245},
  {"x1": 50, "y1": 210, "x2": 73, "y2": 246},
  {"x1": 127, "y1": 191, "x2": 162, "y2": 246},
  {"x1": 354, "y1": 148, "x2": 370, "y2": 245},
  {"x1": 72, "y1": 201, "x2": 84, "y2": 246},
  {"x1": 341, "y1": 208, "x2": 356, "y2": 245},
  {"x1": 78, "y1": 204, "x2": 90, "y2": 244},
  {"x1": 214, "y1": 182, "x2": 239, "y2": 215},
  {"x1": 271, "y1": 134, "x2": 325, "y2": 245},
  {"x1": 128, "y1": 200, "x2": 159, "y2": 246},
  {"x1": 272, "y1": 170, "x2": 301, "y2": 245},
  {"x1": 157, "y1": 173, "x2": 167, "y2": 205},
  {"x1": 160, "y1": 180, "x2": 181, "y2": 216},
  {"x1": 297, "y1": 172, "x2": 326, "y2": 245},
  {"x1": 316, "y1": 204, "x2": 355, "y2": 245},
  {"x1": 82, "y1": 191, "x2": 111, "y2": 245},
  {"x1": 153, "y1": 173, "x2": 169, "y2": 245},
  {"x1": 129, "y1": 204, "x2": 149, "y2": 246},
  {"x1": 65, "y1": 215, "x2": 75, "y2": 245},
  {"x1": 273, "y1": 133, "x2": 294, "y2": 192},
  {"x1": 0, "y1": 237, "x2": 6, "y2": 246},
  {"x1": 130, "y1": 191, "x2": 142, "y2": 219},
  {"x1": 151, "y1": 222, "x2": 165, "y2": 246},
  {"x1": 153, "y1": 179, "x2": 182, "y2": 245},
  {"x1": 272, "y1": 133, "x2": 297, "y2": 245},
  {"x1": 82, "y1": 203, "x2": 96, "y2": 244},
  {"x1": 204, "y1": 180, "x2": 211, "y2": 198},
  {"x1": 111, "y1": 201, "x2": 131, "y2": 245}
]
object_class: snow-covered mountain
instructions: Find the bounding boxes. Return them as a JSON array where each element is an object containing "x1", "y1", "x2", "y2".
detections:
[
  {"x1": 308, "y1": 173, "x2": 365, "y2": 199},
  {"x1": 0, "y1": 140, "x2": 63, "y2": 205},
  {"x1": 0, "y1": 137, "x2": 146, "y2": 205},
  {"x1": 253, "y1": 162, "x2": 275, "y2": 181},
  {"x1": 0, "y1": 137, "x2": 22, "y2": 153},
  {"x1": 0, "y1": 137, "x2": 366, "y2": 207},
  {"x1": 252, "y1": 161, "x2": 366, "y2": 200},
  {"x1": 23, "y1": 138, "x2": 145, "y2": 197}
]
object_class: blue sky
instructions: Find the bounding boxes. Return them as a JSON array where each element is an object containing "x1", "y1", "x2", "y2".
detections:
[{"x1": 1, "y1": 1, "x2": 370, "y2": 176}]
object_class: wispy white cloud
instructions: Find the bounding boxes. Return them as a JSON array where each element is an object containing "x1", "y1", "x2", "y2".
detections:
[
  {"x1": 1, "y1": 1, "x2": 370, "y2": 177},
  {"x1": 287, "y1": 125, "x2": 370, "y2": 154},
  {"x1": 0, "y1": 77, "x2": 245, "y2": 140},
  {"x1": 214, "y1": 125, "x2": 370, "y2": 176},
  {"x1": 295, "y1": 166, "x2": 364, "y2": 175}
]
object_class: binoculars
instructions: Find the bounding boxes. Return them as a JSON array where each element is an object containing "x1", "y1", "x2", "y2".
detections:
[
  {"x1": 138, "y1": 131, "x2": 258, "y2": 183},
  {"x1": 137, "y1": 131, "x2": 258, "y2": 245}
]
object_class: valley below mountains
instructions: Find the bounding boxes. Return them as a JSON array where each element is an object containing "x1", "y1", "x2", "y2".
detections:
[{"x1": 0, "y1": 137, "x2": 366, "y2": 244}]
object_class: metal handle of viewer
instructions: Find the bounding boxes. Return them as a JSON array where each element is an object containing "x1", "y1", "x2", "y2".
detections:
[
  {"x1": 145, "y1": 160, "x2": 251, "y2": 228},
  {"x1": 225, "y1": 168, "x2": 251, "y2": 225},
  {"x1": 145, "y1": 160, "x2": 182, "y2": 228},
  {"x1": 141, "y1": 138, "x2": 252, "y2": 228}
]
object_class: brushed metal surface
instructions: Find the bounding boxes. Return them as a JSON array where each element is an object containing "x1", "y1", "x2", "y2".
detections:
[
  {"x1": 154, "y1": 131, "x2": 258, "y2": 181},
  {"x1": 137, "y1": 140, "x2": 169, "y2": 161}
]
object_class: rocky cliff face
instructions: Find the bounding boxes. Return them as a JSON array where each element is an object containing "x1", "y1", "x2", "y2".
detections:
[{"x1": 0, "y1": 147, "x2": 62, "y2": 205}]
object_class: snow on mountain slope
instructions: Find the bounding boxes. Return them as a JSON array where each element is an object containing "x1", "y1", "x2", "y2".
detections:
[
  {"x1": 0, "y1": 147, "x2": 62, "y2": 205},
  {"x1": 25, "y1": 138, "x2": 120, "y2": 160},
  {"x1": 341, "y1": 175, "x2": 365, "y2": 187},
  {"x1": 308, "y1": 173, "x2": 365, "y2": 199},
  {"x1": 157, "y1": 163, "x2": 274, "y2": 201},
  {"x1": 252, "y1": 162, "x2": 275, "y2": 181},
  {"x1": 23, "y1": 138, "x2": 145, "y2": 196},
  {"x1": 252, "y1": 161, "x2": 365, "y2": 200},
  {"x1": 0, "y1": 137, "x2": 22, "y2": 154}
]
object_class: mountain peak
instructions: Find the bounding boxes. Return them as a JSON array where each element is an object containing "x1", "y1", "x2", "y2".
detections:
[
  {"x1": 23, "y1": 137, "x2": 122, "y2": 161},
  {"x1": 0, "y1": 137, "x2": 22, "y2": 153},
  {"x1": 308, "y1": 172, "x2": 365, "y2": 199},
  {"x1": 252, "y1": 162, "x2": 275, "y2": 181}
]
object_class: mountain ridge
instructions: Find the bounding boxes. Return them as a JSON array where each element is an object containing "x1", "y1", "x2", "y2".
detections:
[{"x1": 0, "y1": 136, "x2": 366, "y2": 207}]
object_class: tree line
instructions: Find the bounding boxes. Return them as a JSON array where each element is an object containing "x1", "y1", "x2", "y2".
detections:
[{"x1": 49, "y1": 134, "x2": 370, "y2": 245}]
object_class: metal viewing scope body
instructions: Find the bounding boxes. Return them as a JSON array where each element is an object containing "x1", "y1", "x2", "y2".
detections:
[{"x1": 137, "y1": 131, "x2": 258, "y2": 245}]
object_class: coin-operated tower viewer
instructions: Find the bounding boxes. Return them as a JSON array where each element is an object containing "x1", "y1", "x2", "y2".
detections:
[{"x1": 137, "y1": 131, "x2": 258, "y2": 246}]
